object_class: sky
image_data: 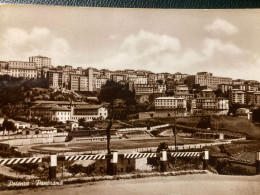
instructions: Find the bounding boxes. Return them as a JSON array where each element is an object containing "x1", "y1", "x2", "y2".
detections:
[{"x1": 0, "y1": 5, "x2": 260, "y2": 81}]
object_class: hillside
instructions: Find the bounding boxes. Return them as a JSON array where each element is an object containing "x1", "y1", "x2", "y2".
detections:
[{"x1": 176, "y1": 116, "x2": 260, "y2": 138}]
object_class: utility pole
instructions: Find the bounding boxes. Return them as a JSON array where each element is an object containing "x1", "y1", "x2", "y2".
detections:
[{"x1": 172, "y1": 110, "x2": 177, "y2": 151}]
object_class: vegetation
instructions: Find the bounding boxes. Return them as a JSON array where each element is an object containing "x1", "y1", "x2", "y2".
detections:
[
  {"x1": 98, "y1": 80, "x2": 135, "y2": 154},
  {"x1": 0, "y1": 118, "x2": 16, "y2": 132}
]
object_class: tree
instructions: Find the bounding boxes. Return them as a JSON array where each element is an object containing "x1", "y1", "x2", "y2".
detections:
[
  {"x1": 1, "y1": 119, "x2": 16, "y2": 133},
  {"x1": 99, "y1": 80, "x2": 134, "y2": 154},
  {"x1": 156, "y1": 80, "x2": 164, "y2": 85},
  {"x1": 78, "y1": 118, "x2": 86, "y2": 126}
]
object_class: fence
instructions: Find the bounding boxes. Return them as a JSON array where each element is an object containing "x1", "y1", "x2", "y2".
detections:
[{"x1": 1, "y1": 150, "x2": 260, "y2": 179}]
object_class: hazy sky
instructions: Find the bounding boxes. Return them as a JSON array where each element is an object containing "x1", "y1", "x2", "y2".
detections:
[{"x1": 0, "y1": 5, "x2": 260, "y2": 80}]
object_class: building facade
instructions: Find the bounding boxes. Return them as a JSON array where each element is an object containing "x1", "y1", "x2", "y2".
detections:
[
  {"x1": 29, "y1": 56, "x2": 51, "y2": 69},
  {"x1": 155, "y1": 97, "x2": 187, "y2": 115},
  {"x1": 191, "y1": 97, "x2": 229, "y2": 115}
]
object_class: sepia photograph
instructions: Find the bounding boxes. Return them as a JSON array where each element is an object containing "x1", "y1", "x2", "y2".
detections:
[{"x1": 0, "y1": 4, "x2": 260, "y2": 194}]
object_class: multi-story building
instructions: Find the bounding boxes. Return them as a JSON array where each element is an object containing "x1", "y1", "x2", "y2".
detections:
[
  {"x1": 218, "y1": 84, "x2": 233, "y2": 93},
  {"x1": 86, "y1": 68, "x2": 93, "y2": 92},
  {"x1": 174, "y1": 72, "x2": 188, "y2": 82},
  {"x1": 79, "y1": 76, "x2": 89, "y2": 91},
  {"x1": 129, "y1": 75, "x2": 148, "y2": 84},
  {"x1": 30, "y1": 101, "x2": 107, "y2": 123},
  {"x1": 191, "y1": 97, "x2": 229, "y2": 115},
  {"x1": 94, "y1": 77, "x2": 108, "y2": 90},
  {"x1": 47, "y1": 71, "x2": 63, "y2": 89},
  {"x1": 187, "y1": 72, "x2": 232, "y2": 90},
  {"x1": 245, "y1": 84, "x2": 258, "y2": 92},
  {"x1": 200, "y1": 89, "x2": 216, "y2": 98},
  {"x1": 0, "y1": 61, "x2": 8, "y2": 70},
  {"x1": 153, "y1": 84, "x2": 167, "y2": 94},
  {"x1": 71, "y1": 105, "x2": 108, "y2": 121},
  {"x1": 147, "y1": 73, "x2": 158, "y2": 84},
  {"x1": 175, "y1": 85, "x2": 189, "y2": 94},
  {"x1": 230, "y1": 90, "x2": 246, "y2": 104},
  {"x1": 0, "y1": 62, "x2": 10, "y2": 76},
  {"x1": 233, "y1": 84, "x2": 246, "y2": 91},
  {"x1": 30, "y1": 103, "x2": 56, "y2": 120},
  {"x1": 70, "y1": 75, "x2": 80, "y2": 91},
  {"x1": 233, "y1": 79, "x2": 245, "y2": 86},
  {"x1": 8, "y1": 61, "x2": 37, "y2": 79},
  {"x1": 253, "y1": 91, "x2": 260, "y2": 106},
  {"x1": 174, "y1": 85, "x2": 193, "y2": 101},
  {"x1": 246, "y1": 91, "x2": 255, "y2": 105},
  {"x1": 100, "y1": 69, "x2": 111, "y2": 79},
  {"x1": 155, "y1": 97, "x2": 187, "y2": 114},
  {"x1": 111, "y1": 74, "x2": 126, "y2": 83},
  {"x1": 134, "y1": 84, "x2": 154, "y2": 95},
  {"x1": 29, "y1": 56, "x2": 51, "y2": 69},
  {"x1": 51, "y1": 106, "x2": 71, "y2": 123}
]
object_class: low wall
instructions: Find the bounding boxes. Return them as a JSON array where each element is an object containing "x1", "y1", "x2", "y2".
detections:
[
  {"x1": 53, "y1": 136, "x2": 67, "y2": 143},
  {"x1": 0, "y1": 132, "x2": 68, "y2": 140}
]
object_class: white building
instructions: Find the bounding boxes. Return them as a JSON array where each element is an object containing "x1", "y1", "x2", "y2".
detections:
[
  {"x1": 8, "y1": 61, "x2": 37, "y2": 79},
  {"x1": 191, "y1": 97, "x2": 229, "y2": 115},
  {"x1": 29, "y1": 56, "x2": 51, "y2": 69},
  {"x1": 71, "y1": 105, "x2": 108, "y2": 121},
  {"x1": 51, "y1": 106, "x2": 71, "y2": 123},
  {"x1": 230, "y1": 90, "x2": 246, "y2": 104},
  {"x1": 155, "y1": 97, "x2": 187, "y2": 114}
]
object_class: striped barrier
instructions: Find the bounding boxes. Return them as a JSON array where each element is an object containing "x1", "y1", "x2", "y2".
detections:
[
  {"x1": 170, "y1": 152, "x2": 201, "y2": 157},
  {"x1": 65, "y1": 154, "x2": 106, "y2": 161},
  {"x1": 124, "y1": 153, "x2": 157, "y2": 159},
  {"x1": 0, "y1": 157, "x2": 42, "y2": 165}
]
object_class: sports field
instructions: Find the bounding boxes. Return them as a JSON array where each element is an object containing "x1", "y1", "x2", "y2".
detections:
[{"x1": 31, "y1": 137, "x2": 213, "y2": 153}]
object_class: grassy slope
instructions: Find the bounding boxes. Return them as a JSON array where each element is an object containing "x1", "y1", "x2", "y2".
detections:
[{"x1": 176, "y1": 116, "x2": 260, "y2": 138}]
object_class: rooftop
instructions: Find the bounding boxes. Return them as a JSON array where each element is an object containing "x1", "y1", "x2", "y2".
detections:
[
  {"x1": 74, "y1": 105, "x2": 105, "y2": 110},
  {"x1": 33, "y1": 100, "x2": 88, "y2": 105},
  {"x1": 50, "y1": 106, "x2": 71, "y2": 111},
  {"x1": 155, "y1": 97, "x2": 184, "y2": 100},
  {"x1": 31, "y1": 103, "x2": 56, "y2": 108}
]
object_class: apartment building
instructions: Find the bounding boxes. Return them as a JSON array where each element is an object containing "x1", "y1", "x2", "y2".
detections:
[
  {"x1": 187, "y1": 72, "x2": 232, "y2": 89},
  {"x1": 155, "y1": 97, "x2": 187, "y2": 114},
  {"x1": 153, "y1": 84, "x2": 167, "y2": 94},
  {"x1": 135, "y1": 84, "x2": 154, "y2": 95},
  {"x1": 70, "y1": 75, "x2": 80, "y2": 91},
  {"x1": 173, "y1": 72, "x2": 188, "y2": 82},
  {"x1": 79, "y1": 76, "x2": 89, "y2": 91},
  {"x1": 8, "y1": 61, "x2": 37, "y2": 79},
  {"x1": 111, "y1": 74, "x2": 126, "y2": 83},
  {"x1": 129, "y1": 75, "x2": 148, "y2": 84},
  {"x1": 29, "y1": 56, "x2": 51, "y2": 69},
  {"x1": 47, "y1": 71, "x2": 63, "y2": 89},
  {"x1": 95, "y1": 77, "x2": 108, "y2": 90},
  {"x1": 175, "y1": 85, "x2": 189, "y2": 94},
  {"x1": 200, "y1": 89, "x2": 216, "y2": 98},
  {"x1": 253, "y1": 91, "x2": 260, "y2": 106},
  {"x1": 218, "y1": 84, "x2": 233, "y2": 93},
  {"x1": 230, "y1": 90, "x2": 246, "y2": 104},
  {"x1": 191, "y1": 97, "x2": 229, "y2": 115}
]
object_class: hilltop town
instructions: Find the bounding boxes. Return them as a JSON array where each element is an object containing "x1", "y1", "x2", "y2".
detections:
[{"x1": 0, "y1": 55, "x2": 260, "y2": 126}]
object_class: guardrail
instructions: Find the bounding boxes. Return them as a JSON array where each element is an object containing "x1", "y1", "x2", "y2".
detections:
[{"x1": 1, "y1": 149, "x2": 260, "y2": 179}]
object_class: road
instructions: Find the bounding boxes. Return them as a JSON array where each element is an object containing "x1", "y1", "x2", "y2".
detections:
[{"x1": 2, "y1": 174, "x2": 260, "y2": 195}]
